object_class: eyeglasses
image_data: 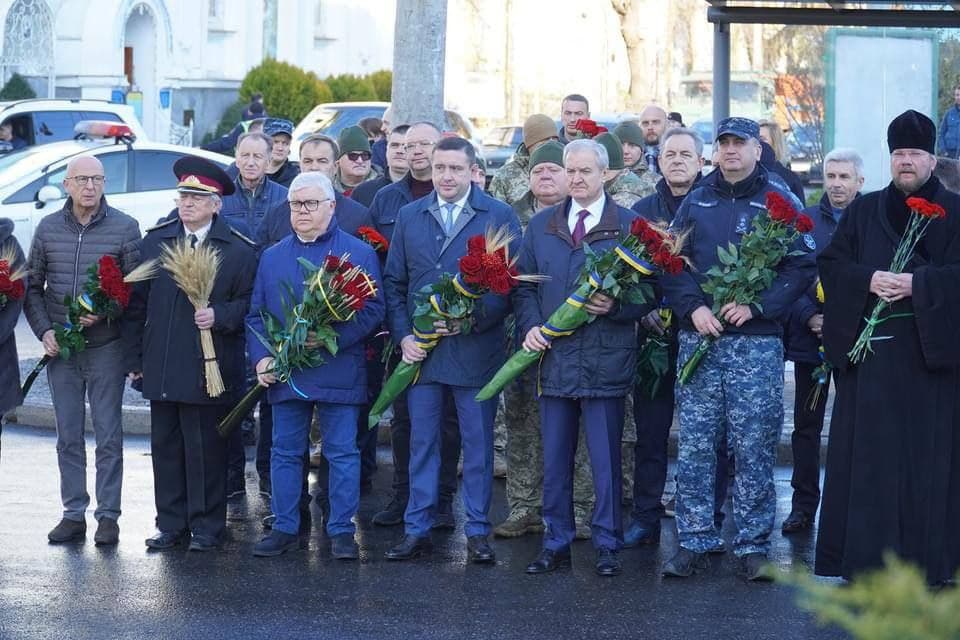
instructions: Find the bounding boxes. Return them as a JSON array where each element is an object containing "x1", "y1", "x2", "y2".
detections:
[
  {"x1": 289, "y1": 199, "x2": 330, "y2": 212},
  {"x1": 346, "y1": 151, "x2": 371, "y2": 162},
  {"x1": 67, "y1": 175, "x2": 105, "y2": 185},
  {"x1": 403, "y1": 141, "x2": 436, "y2": 151}
]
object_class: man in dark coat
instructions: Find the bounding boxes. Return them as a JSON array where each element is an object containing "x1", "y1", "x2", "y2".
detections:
[
  {"x1": 781, "y1": 147, "x2": 864, "y2": 535},
  {"x1": 518, "y1": 139, "x2": 651, "y2": 577},
  {"x1": 262, "y1": 118, "x2": 300, "y2": 188},
  {"x1": 351, "y1": 124, "x2": 410, "y2": 208},
  {"x1": 816, "y1": 110, "x2": 960, "y2": 585},
  {"x1": 382, "y1": 136, "x2": 520, "y2": 564},
  {"x1": 0, "y1": 219, "x2": 24, "y2": 459},
  {"x1": 124, "y1": 157, "x2": 257, "y2": 552}
]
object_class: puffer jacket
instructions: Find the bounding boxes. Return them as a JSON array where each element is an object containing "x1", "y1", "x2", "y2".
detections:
[
  {"x1": 0, "y1": 218, "x2": 25, "y2": 413},
  {"x1": 24, "y1": 197, "x2": 141, "y2": 349}
]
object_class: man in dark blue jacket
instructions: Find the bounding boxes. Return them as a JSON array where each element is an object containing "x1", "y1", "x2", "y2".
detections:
[
  {"x1": 247, "y1": 172, "x2": 385, "y2": 558},
  {"x1": 781, "y1": 147, "x2": 864, "y2": 535},
  {"x1": 368, "y1": 122, "x2": 463, "y2": 531},
  {"x1": 219, "y1": 132, "x2": 288, "y2": 239},
  {"x1": 518, "y1": 139, "x2": 651, "y2": 577},
  {"x1": 660, "y1": 117, "x2": 816, "y2": 581},
  {"x1": 382, "y1": 136, "x2": 520, "y2": 564}
]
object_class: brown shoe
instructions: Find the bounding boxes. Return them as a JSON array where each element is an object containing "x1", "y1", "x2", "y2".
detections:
[
  {"x1": 94, "y1": 517, "x2": 120, "y2": 546},
  {"x1": 493, "y1": 512, "x2": 544, "y2": 538}
]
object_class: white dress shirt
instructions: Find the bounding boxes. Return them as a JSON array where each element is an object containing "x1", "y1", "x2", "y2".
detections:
[{"x1": 567, "y1": 192, "x2": 606, "y2": 235}]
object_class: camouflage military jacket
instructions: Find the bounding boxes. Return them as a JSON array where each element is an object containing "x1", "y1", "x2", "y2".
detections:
[
  {"x1": 489, "y1": 144, "x2": 531, "y2": 207},
  {"x1": 605, "y1": 169, "x2": 657, "y2": 208},
  {"x1": 512, "y1": 190, "x2": 550, "y2": 230},
  {"x1": 333, "y1": 166, "x2": 382, "y2": 193}
]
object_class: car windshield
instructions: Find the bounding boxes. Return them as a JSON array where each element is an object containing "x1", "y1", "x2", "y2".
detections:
[{"x1": 482, "y1": 128, "x2": 511, "y2": 146}]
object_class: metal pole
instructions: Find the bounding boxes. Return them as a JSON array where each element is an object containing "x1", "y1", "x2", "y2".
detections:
[{"x1": 713, "y1": 21, "x2": 730, "y2": 130}]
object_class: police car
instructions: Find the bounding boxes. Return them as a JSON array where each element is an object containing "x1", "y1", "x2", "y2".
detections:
[{"x1": 0, "y1": 121, "x2": 232, "y2": 250}]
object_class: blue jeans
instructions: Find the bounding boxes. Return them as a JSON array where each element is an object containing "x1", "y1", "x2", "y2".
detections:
[
  {"x1": 270, "y1": 400, "x2": 360, "y2": 536},
  {"x1": 405, "y1": 384, "x2": 496, "y2": 538}
]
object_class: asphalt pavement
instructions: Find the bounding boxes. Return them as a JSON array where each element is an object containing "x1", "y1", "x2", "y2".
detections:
[{"x1": 0, "y1": 423, "x2": 848, "y2": 640}]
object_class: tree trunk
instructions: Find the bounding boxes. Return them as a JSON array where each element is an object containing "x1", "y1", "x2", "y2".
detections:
[
  {"x1": 391, "y1": 0, "x2": 447, "y2": 128},
  {"x1": 611, "y1": 0, "x2": 649, "y2": 108}
]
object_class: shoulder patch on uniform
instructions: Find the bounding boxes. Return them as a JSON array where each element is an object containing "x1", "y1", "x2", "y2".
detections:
[
  {"x1": 229, "y1": 227, "x2": 257, "y2": 247},
  {"x1": 803, "y1": 233, "x2": 817, "y2": 251},
  {"x1": 145, "y1": 218, "x2": 177, "y2": 233}
]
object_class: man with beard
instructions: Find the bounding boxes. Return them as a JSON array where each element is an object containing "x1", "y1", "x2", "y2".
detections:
[{"x1": 816, "y1": 110, "x2": 960, "y2": 586}]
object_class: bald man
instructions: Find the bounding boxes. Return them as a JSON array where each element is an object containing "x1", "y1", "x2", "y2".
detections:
[
  {"x1": 638, "y1": 105, "x2": 668, "y2": 175},
  {"x1": 24, "y1": 155, "x2": 142, "y2": 546}
]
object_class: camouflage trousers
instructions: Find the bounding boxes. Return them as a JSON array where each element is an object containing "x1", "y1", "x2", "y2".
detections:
[
  {"x1": 501, "y1": 371, "x2": 595, "y2": 521},
  {"x1": 675, "y1": 331, "x2": 783, "y2": 557}
]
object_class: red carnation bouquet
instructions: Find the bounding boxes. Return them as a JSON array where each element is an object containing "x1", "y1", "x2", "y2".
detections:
[
  {"x1": 367, "y1": 226, "x2": 542, "y2": 428},
  {"x1": 846, "y1": 196, "x2": 946, "y2": 363},
  {"x1": 21, "y1": 255, "x2": 158, "y2": 398},
  {"x1": 219, "y1": 253, "x2": 379, "y2": 436},
  {"x1": 357, "y1": 225, "x2": 390, "y2": 254},
  {"x1": 476, "y1": 216, "x2": 685, "y2": 401},
  {"x1": 677, "y1": 191, "x2": 814, "y2": 384},
  {"x1": 572, "y1": 119, "x2": 608, "y2": 139},
  {"x1": 0, "y1": 245, "x2": 27, "y2": 310}
]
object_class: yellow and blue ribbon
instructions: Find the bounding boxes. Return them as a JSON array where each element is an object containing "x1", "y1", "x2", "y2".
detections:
[
  {"x1": 614, "y1": 244, "x2": 655, "y2": 276},
  {"x1": 452, "y1": 273, "x2": 481, "y2": 299},
  {"x1": 78, "y1": 292, "x2": 96, "y2": 314}
]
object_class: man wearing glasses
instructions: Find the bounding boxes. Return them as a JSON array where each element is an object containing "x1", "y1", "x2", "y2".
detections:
[
  {"x1": 333, "y1": 126, "x2": 382, "y2": 197},
  {"x1": 24, "y1": 155, "x2": 142, "y2": 546}
]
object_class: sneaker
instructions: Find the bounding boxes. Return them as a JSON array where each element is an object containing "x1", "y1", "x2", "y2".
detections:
[
  {"x1": 739, "y1": 552, "x2": 774, "y2": 582},
  {"x1": 252, "y1": 530, "x2": 299, "y2": 557},
  {"x1": 48, "y1": 517, "x2": 86, "y2": 544},
  {"x1": 93, "y1": 517, "x2": 119, "y2": 546},
  {"x1": 662, "y1": 548, "x2": 709, "y2": 578},
  {"x1": 372, "y1": 494, "x2": 406, "y2": 527},
  {"x1": 493, "y1": 512, "x2": 544, "y2": 538}
]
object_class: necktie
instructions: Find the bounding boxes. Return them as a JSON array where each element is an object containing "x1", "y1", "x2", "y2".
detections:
[
  {"x1": 188, "y1": 233, "x2": 198, "y2": 248},
  {"x1": 443, "y1": 203, "x2": 456, "y2": 234},
  {"x1": 572, "y1": 209, "x2": 590, "y2": 247}
]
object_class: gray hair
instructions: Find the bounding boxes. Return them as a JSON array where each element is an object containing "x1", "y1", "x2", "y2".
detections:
[
  {"x1": 563, "y1": 139, "x2": 609, "y2": 171},
  {"x1": 210, "y1": 194, "x2": 222, "y2": 208},
  {"x1": 823, "y1": 147, "x2": 865, "y2": 177},
  {"x1": 301, "y1": 133, "x2": 338, "y2": 157},
  {"x1": 288, "y1": 170, "x2": 335, "y2": 201},
  {"x1": 661, "y1": 127, "x2": 704, "y2": 157},
  {"x1": 237, "y1": 131, "x2": 273, "y2": 155}
]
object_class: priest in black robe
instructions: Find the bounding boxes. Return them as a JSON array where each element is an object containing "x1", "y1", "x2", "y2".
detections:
[{"x1": 815, "y1": 109, "x2": 960, "y2": 585}]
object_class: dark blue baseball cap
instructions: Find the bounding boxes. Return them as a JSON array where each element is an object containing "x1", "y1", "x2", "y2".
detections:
[
  {"x1": 715, "y1": 117, "x2": 760, "y2": 142},
  {"x1": 263, "y1": 118, "x2": 294, "y2": 138}
]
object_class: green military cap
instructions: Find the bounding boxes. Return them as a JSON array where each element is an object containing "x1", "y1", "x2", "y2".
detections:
[
  {"x1": 337, "y1": 125, "x2": 371, "y2": 158},
  {"x1": 595, "y1": 132, "x2": 624, "y2": 170},
  {"x1": 529, "y1": 140, "x2": 565, "y2": 172},
  {"x1": 613, "y1": 121, "x2": 644, "y2": 147}
]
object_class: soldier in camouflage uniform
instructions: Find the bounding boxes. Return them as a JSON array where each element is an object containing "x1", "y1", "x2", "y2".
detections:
[
  {"x1": 332, "y1": 125, "x2": 382, "y2": 196},
  {"x1": 659, "y1": 117, "x2": 815, "y2": 581},
  {"x1": 595, "y1": 132, "x2": 656, "y2": 209},
  {"x1": 489, "y1": 114, "x2": 559, "y2": 207},
  {"x1": 494, "y1": 140, "x2": 596, "y2": 539},
  {"x1": 614, "y1": 120, "x2": 659, "y2": 184}
]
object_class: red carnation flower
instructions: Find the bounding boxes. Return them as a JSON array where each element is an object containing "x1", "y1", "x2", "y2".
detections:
[
  {"x1": 906, "y1": 196, "x2": 946, "y2": 219},
  {"x1": 358, "y1": 225, "x2": 389, "y2": 252},
  {"x1": 794, "y1": 214, "x2": 815, "y2": 234},
  {"x1": 487, "y1": 272, "x2": 514, "y2": 295}
]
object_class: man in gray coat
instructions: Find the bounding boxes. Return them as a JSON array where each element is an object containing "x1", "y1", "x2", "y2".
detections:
[{"x1": 24, "y1": 155, "x2": 141, "y2": 546}]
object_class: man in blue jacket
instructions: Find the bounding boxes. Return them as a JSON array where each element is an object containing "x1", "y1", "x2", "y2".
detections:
[
  {"x1": 219, "y1": 132, "x2": 288, "y2": 239},
  {"x1": 781, "y1": 147, "x2": 864, "y2": 535},
  {"x1": 382, "y1": 136, "x2": 520, "y2": 564},
  {"x1": 518, "y1": 139, "x2": 652, "y2": 577},
  {"x1": 660, "y1": 117, "x2": 816, "y2": 581},
  {"x1": 247, "y1": 171, "x2": 385, "y2": 558},
  {"x1": 938, "y1": 85, "x2": 960, "y2": 159}
]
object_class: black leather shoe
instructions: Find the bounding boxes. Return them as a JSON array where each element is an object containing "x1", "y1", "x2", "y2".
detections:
[
  {"x1": 432, "y1": 501, "x2": 455, "y2": 530},
  {"x1": 466, "y1": 535, "x2": 495, "y2": 564},
  {"x1": 145, "y1": 530, "x2": 187, "y2": 550},
  {"x1": 331, "y1": 533, "x2": 359, "y2": 560},
  {"x1": 662, "y1": 548, "x2": 710, "y2": 578},
  {"x1": 252, "y1": 530, "x2": 298, "y2": 557},
  {"x1": 188, "y1": 535, "x2": 219, "y2": 552},
  {"x1": 94, "y1": 517, "x2": 120, "y2": 546},
  {"x1": 372, "y1": 494, "x2": 406, "y2": 527},
  {"x1": 595, "y1": 547, "x2": 622, "y2": 577},
  {"x1": 525, "y1": 548, "x2": 571, "y2": 574},
  {"x1": 48, "y1": 517, "x2": 86, "y2": 544},
  {"x1": 781, "y1": 510, "x2": 814, "y2": 534},
  {"x1": 384, "y1": 535, "x2": 432, "y2": 561},
  {"x1": 623, "y1": 520, "x2": 660, "y2": 548}
]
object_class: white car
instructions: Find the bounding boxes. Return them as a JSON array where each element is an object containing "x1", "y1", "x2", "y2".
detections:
[
  {"x1": 0, "y1": 99, "x2": 148, "y2": 151},
  {"x1": 0, "y1": 122, "x2": 231, "y2": 251}
]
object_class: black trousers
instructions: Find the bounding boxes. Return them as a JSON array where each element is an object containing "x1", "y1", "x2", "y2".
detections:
[
  {"x1": 790, "y1": 361, "x2": 830, "y2": 515},
  {"x1": 150, "y1": 401, "x2": 229, "y2": 541},
  {"x1": 631, "y1": 377, "x2": 676, "y2": 525}
]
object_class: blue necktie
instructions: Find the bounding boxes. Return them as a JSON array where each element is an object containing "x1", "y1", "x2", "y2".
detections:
[{"x1": 443, "y1": 203, "x2": 456, "y2": 234}]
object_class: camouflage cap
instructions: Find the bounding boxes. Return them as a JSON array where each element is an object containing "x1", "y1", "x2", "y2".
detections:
[{"x1": 715, "y1": 117, "x2": 759, "y2": 142}]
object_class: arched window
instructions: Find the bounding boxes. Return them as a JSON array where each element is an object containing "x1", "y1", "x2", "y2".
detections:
[{"x1": 0, "y1": 0, "x2": 54, "y2": 96}]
